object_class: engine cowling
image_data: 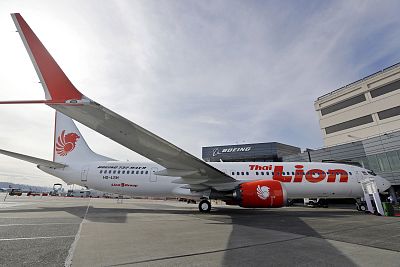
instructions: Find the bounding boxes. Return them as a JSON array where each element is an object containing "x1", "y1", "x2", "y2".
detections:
[{"x1": 234, "y1": 180, "x2": 287, "y2": 208}]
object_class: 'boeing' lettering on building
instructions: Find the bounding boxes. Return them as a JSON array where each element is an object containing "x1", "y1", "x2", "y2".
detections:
[{"x1": 212, "y1": 146, "x2": 252, "y2": 156}]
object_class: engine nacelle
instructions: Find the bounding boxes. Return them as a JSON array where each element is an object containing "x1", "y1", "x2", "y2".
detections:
[{"x1": 234, "y1": 180, "x2": 287, "y2": 208}]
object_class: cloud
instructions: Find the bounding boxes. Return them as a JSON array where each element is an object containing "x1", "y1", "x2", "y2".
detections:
[{"x1": 1, "y1": 0, "x2": 400, "y2": 185}]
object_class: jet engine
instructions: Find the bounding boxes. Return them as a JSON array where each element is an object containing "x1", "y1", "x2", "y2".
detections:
[{"x1": 233, "y1": 180, "x2": 287, "y2": 208}]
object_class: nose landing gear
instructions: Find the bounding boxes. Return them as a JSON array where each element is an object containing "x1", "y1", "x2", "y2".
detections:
[{"x1": 198, "y1": 199, "x2": 211, "y2": 212}]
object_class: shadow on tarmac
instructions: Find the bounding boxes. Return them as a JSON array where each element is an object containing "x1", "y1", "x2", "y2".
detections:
[{"x1": 0, "y1": 203, "x2": 368, "y2": 266}]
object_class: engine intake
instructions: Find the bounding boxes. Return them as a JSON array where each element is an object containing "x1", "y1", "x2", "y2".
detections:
[{"x1": 234, "y1": 180, "x2": 287, "y2": 208}]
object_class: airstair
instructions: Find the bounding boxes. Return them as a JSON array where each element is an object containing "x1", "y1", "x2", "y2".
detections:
[{"x1": 360, "y1": 177, "x2": 384, "y2": 215}]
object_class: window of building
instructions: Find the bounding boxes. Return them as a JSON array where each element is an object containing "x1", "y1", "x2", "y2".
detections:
[
  {"x1": 377, "y1": 153, "x2": 391, "y2": 172},
  {"x1": 367, "y1": 155, "x2": 381, "y2": 172},
  {"x1": 325, "y1": 115, "x2": 373, "y2": 134},
  {"x1": 377, "y1": 106, "x2": 400, "y2": 120},
  {"x1": 386, "y1": 151, "x2": 400, "y2": 171},
  {"x1": 321, "y1": 94, "x2": 366, "y2": 116},
  {"x1": 370, "y1": 79, "x2": 400, "y2": 98}
]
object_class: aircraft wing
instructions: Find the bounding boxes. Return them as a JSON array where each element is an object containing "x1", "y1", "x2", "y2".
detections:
[
  {"x1": 8, "y1": 13, "x2": 237, "y2": 190},
  {"x1": 0, "y1": 148, "x2": 66, "y2": 169}
]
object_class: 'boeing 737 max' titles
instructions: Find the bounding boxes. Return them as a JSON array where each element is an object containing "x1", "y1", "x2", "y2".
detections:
[{"x1": 0, "y1": 14, "x2": 391, "y2": 212}]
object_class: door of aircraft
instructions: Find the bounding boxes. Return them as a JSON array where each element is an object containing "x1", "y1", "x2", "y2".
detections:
[
  {"x1": 81, "y1": 166, "x2": 89, "y2": 182},
  {"x1": 150, "y1": 167, "x2": 158, "y2": 182}
]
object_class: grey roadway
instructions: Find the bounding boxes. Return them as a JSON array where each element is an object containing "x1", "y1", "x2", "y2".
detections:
[{"x1": 0, "y1": 195, "x2": 399, "y2": 266}]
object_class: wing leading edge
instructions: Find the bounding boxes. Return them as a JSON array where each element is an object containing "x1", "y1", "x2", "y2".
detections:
[{"x1": 10, "y1": 13, "x2": 237, "y2": 190}]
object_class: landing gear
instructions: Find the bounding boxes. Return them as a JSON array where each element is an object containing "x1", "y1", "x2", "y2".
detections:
[
  {"x1": 198, "y1": 199, "x2": 211, "y2": 213},
  {"x1": 356, "y1": 201, "x2": 367, "y2": 212}
]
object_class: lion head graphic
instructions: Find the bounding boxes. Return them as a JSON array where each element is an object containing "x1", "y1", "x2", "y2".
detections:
[
  {"x1": 55, "y1": 130, "x2": 80, "y2": 156},
  {"x1": 256, "y1": 185, "x2": 270, "y2": 200}
]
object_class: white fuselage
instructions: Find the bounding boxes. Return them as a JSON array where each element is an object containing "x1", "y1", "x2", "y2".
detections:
[{"x1": 39, "y1": 161, "x2": 391, "y2": 200}]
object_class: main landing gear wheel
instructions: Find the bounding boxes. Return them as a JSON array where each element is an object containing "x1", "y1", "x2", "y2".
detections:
[
  {"x1": 198, "y1": 199, "x2": 211, "y2": 213},
  {"x1": 356, "y1": 202, "x2": 367, "y2": 212}
]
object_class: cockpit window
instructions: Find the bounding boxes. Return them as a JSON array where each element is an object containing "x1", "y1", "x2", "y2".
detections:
[
  {"x1": 367, "y1": 170, "x2": 376, "y2": 176},
  {"x1": 362, "y1": 171, "x2": 368, "y2": 175}
]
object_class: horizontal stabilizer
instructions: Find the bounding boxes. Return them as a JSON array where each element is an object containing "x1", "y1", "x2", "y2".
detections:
[{"x1": 0, "y1": 149, "x2": 66, "y2": 169}]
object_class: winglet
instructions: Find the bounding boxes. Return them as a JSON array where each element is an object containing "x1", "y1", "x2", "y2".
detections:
[{"x1": 11, "y1": 13, "x2": 83, "y2": 102}]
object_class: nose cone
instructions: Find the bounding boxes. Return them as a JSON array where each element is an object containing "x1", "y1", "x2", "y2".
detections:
[{"x1": 375, "y1": 176, "x2": 392, "y2": 192}]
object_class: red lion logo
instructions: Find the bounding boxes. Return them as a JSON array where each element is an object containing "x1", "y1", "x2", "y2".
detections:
[{"x1": 55, "y1": 130, "x2": 80, "y2": 156}]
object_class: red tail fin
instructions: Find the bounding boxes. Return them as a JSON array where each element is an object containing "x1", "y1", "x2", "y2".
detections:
[{"x1": 11, "y1": 13, "x2": 83, "y2": 102}]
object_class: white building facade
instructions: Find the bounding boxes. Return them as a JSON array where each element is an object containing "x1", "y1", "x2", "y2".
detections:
[{"x1": 315, "y1": 63, "x2": 400, "y2": 147}]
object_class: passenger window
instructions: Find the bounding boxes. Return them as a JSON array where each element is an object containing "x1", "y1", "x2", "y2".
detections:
[
  {"x1": 141, "y1": 171, "x2": 144, "y2": 174},
  {"x1": 261, "y1": 172, "x2": 264, "y2": 175},
  {"x1": 117, "y1": 170, "x2": 121, "y2": 174},
  {"x1": 241, "y1": 172, "x2": 244, "y2": 175},
  {"x1": 256, "y1": 172, "x2": 259, "y2": 175},
  {"x1": 109, "y1": 170, "x2": 112, "y2": 174},
  {"x1": 292, "y1": 172, "x2": 295, "y2": 175},
  {"x1": 100, "y1": 170, "x2": 102, "y2": 174},
  {"x1": 145, "y1": 171, "x2": 148, "y2": 174},
  {"x1": 136, "y1": 171, "x2": 139, "y2": 174},
  {"x1": 122, "y1": 171, "x2": 125, "y2": 174},
  {"x1": 349, "y1": 172, "x2": 352, "y2": 175},
  {"x1": 266, "y1": 172, "x2": 269, "y2": 175},
  {"x1": 272, "y1": 172, "x2": 274, "y2": 175},
  {"x1": 237, "y1": 172, "x2": 240, "y2": 175},
  {"x1": 127, "y1": 171, "x2": 130, "y2": 174},
  {"x1": 232, "y1": 172, "x2": 235, "y2": 175},
  {"x1": 246, "y1": 172, "x2": 249, "y2": 175},
  {"x1": 113, "y1": 170, "x2": 116, "y2": 174}
]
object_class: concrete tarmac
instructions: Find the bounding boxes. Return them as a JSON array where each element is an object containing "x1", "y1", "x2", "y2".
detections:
[{"x1": 0, "y1": 194, "x2": 399, "y2": 267}]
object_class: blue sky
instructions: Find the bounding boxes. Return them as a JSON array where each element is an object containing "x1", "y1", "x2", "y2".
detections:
[{"x1": 0, "y1": 0, "x2": 400, "y2": 185}]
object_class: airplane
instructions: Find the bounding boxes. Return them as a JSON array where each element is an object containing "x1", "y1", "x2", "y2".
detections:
[{"x1": 0, "y1": 13, "x2": 392, "y2": 212}]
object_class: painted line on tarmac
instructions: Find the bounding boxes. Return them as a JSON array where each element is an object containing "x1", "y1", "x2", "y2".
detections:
[
  {"x1": 64, "y1": 198, "x2": 91, "y2": 267},
  {"x1": 0, "y1": 235, "x2": 75, "y2": 241},
  {"x1": 106, "y1": 236, "x2": 308, "y2": 266},
  {"x1": 0, "y1": 222, "x2": 80, "y2": 227}
]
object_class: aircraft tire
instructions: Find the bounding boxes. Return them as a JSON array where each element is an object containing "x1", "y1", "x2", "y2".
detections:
[
  {"x1": 359, "y1": 204, "x2": 367, "y2": 212},
  {"x1": 199, "y1": 199, "x2": 211, "y2": 212}
]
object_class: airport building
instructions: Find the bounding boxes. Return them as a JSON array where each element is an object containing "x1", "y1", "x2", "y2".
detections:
[
  {"x1": 315, "y1": 62, "x2": 400, "y2": 147},
  {"x1": 285, "y1": 62, "x2": 400, "y2": 187},
  {"x1": 202, "y1": 142, "x2": 301, "y2": 162}
]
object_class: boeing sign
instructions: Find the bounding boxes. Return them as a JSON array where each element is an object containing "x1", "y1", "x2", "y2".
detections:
[{"x1": 212, "y1": 146, "x2": 252, "y2": 156}]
